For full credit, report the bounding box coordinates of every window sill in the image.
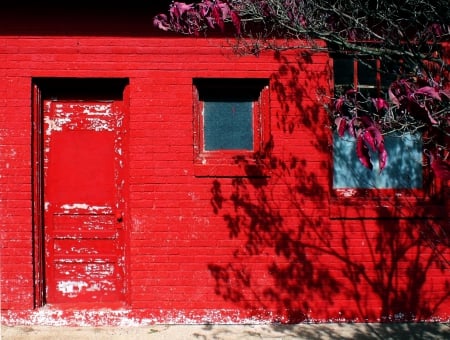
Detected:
[329,190,447,219]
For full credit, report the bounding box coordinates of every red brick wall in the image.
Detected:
[1,67,35,311]
[0,28,448,324]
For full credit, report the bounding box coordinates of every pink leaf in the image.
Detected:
[199,1,213,17]
[153,14,170,31]
[348,118,357,137]
[362,129,376,152]
[366,126,388,172]
[206,16,216,29]
[368,126,384,149]
[169,6,180,20]
[388,85,401,107]
[415,86,442,101]
[212,5,225,31]
[173,2,194,17]
[335,117,347,137]
[372,97,389,112]
[334,97,345,114]
[356,135,373,170]
[218,2,230,21]
[230,10,241,34]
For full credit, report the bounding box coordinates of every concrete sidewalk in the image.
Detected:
[2,323,450,340]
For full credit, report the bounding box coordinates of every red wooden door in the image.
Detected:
[43,100,126,305]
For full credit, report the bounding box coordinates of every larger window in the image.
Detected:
[332,56,423,190]
[330,56,444,218]
[193,78,270,176]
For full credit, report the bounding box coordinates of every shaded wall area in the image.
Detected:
[206,53,449,322]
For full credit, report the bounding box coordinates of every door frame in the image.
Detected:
[31,78,130,308]
[32,83,45,308]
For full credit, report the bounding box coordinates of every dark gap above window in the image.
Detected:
[194,78,269,101]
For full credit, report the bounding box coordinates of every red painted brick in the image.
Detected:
[0,9,448,326]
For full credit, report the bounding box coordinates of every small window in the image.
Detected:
[193,78,270,176]
[204,101,253,151]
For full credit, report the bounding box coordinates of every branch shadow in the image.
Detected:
[206,51,449,326]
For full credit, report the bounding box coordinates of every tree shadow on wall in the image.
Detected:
[206,51,449,325]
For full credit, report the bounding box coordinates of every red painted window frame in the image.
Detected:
[193,79,271,177]
[329,57,447,219]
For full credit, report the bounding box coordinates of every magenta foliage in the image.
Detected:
[335,115,387,172]
[364,126,388,172]
[153,14,170,31]
[372,98,389,112]
[333,89,388,172]
[388,78,448,126]
[153,1,448,180]
[153,1,242,35]
[334,73,449,174]
[334,116,347,137]
[230,9,241,35]
[356,133,372,170]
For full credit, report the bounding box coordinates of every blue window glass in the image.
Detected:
[333,132,423,189]
[194,78,268,154]
[204,101,253,151]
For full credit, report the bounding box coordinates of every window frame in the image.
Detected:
[330,56,445,218]
[192,78,270,177]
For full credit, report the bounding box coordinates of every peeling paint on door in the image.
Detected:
[43,100,126,306]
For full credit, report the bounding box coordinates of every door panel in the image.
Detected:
[43,100,126,305]
[47,131,116,203]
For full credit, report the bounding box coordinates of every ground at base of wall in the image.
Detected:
[2,322,450,340]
